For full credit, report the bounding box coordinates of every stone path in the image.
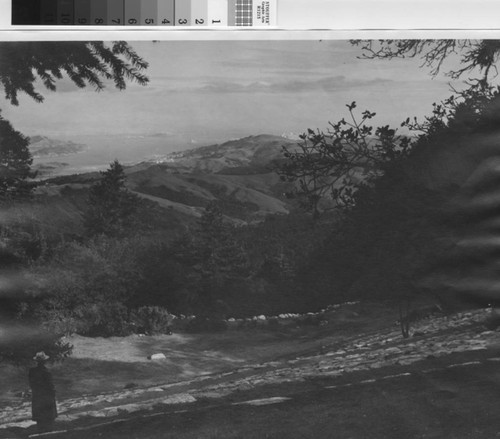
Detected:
[1,308,498,432]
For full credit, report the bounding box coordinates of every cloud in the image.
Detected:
[196,75,393,94]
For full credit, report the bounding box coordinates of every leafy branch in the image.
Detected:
[0,41,150,105]
[277,102,412,216]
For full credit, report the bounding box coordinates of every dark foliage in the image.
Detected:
[128,242,187,313]
[169,202,251,316]
[130,306,173,335]
[0,41,150,362]
[277,102,412,215]
[0,41,149,105]
[0,324,72,366]
[0,112,35,201]
[274,40,500,336]
[84,160,142,237]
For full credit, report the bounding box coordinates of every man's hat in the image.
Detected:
[33,351,50,362]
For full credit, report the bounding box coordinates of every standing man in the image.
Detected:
[29,351,57,432]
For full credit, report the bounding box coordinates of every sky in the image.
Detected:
[1,39,460,148]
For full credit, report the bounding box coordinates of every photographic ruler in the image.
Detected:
[11,0,277,27]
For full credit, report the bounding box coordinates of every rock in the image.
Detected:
[148,353,166,360]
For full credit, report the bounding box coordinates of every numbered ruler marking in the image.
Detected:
[12,0,277,26]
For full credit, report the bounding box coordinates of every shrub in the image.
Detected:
[36,308,80,336]
[130,306,173,335]
[74,302,131,337]
[0,324,72,366]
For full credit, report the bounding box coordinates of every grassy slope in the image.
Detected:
[127,168,290,219]
[0,303,390,408]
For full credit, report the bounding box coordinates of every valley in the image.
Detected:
[32,134,301,225]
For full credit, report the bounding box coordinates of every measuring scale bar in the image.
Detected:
[12,0,277,26]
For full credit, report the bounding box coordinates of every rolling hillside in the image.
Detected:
[149,134,296,175]
[38,134,299,228]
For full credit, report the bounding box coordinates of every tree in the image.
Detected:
[281,39,500,217]
[277,102,412,215]
[21,236,144,337]
[0,41,149,105]
[171,202,251,316]
[197,203,250,286]
[0,42,150,363]
[350,40,500,87]
[0,112,35,201]
[84,160,141,237]
[277,40,500,336]
[0,41,149,200]
[279,39,500,215]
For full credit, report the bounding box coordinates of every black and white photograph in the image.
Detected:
[1,38,500,438]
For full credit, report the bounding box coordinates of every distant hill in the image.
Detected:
[41,134,300,225]
[29,135,87,158]
[149,134,297,175]
[126,135,300,220]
